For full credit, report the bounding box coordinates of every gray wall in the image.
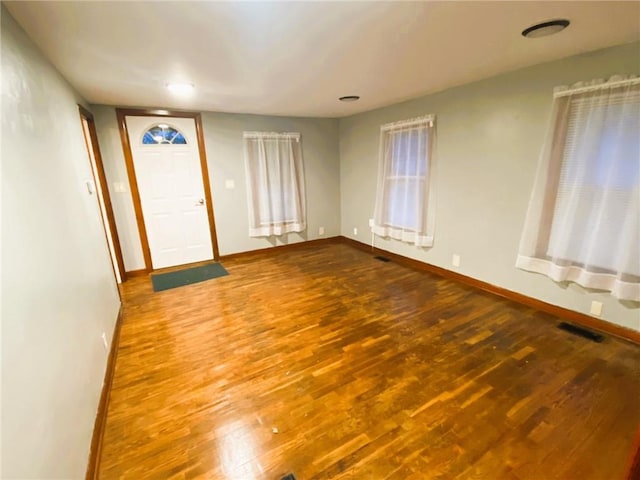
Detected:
[201,112,340,255]
[339,42,640,331]
[91,107,146,270]
[1,7,121,479]
[92,107,341,269]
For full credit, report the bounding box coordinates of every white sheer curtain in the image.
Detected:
[243,132,306,237]
[373,115,436,247]
[517,76,640,301]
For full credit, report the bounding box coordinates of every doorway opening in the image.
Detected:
[79,105,127,283]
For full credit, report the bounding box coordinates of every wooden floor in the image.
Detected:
[99,243,640,479]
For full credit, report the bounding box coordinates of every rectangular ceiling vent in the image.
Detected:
[557,322,604,343]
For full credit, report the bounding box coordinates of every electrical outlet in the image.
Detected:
[590,301,603,316]
[101,332,108,351]
[113,182,126,193]
[452,254,461,267]
[353,227,358,236]
[368,218,374,228]
[225,179,235,189]
[318,226,325,235]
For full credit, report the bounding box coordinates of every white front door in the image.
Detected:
[126,116,214,269]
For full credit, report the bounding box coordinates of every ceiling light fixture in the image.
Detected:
[522,19,570,38]
[166,82,195,95]
[339,95,360,102]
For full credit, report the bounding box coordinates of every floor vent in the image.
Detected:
[281,475,297,480]
[557,322,604,343]
[374,256,391,262]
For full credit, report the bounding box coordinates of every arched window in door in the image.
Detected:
[142,124,187,144]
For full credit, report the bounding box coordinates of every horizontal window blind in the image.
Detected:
[517,76,640,301]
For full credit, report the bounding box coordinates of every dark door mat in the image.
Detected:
[151,263,229,292]
[557,322,604,343]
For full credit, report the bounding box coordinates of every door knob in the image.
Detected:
[196,198,205,206]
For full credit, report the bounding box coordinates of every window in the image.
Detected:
[243,132,306,237]
[142,124,187,144]
[373,115,436,247]
[517,76,640,301]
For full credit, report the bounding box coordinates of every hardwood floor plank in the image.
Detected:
[99,243,640,479]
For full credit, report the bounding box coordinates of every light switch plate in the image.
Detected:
[113,182,126,193]
[225,179,235,189]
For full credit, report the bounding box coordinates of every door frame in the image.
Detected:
[79,105,127,283]
[115,108,220,272]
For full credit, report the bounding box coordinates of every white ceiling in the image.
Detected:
[5,1,640,118]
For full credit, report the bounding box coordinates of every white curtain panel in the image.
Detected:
[517,75,640,301]
[373,115,436,247]
[243,132,306,237]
